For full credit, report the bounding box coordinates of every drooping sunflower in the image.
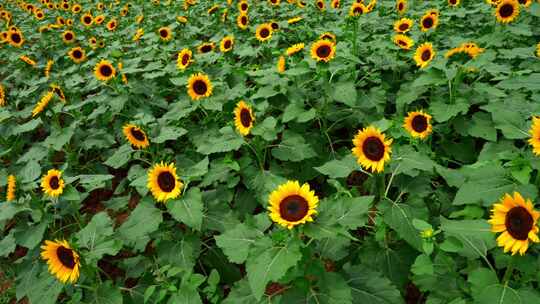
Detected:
[488,192,540,255]
[349,2,367,16]
[528,117,540,155]
[414,42,435,69]
[393,34,414,50]
[420,10,438,31]
[133,28,144,42]
[68,47,86,63]
[41,240,80,283]
[123,124,150,149]
[106,19,118,31]
[287,16,303,24]
[50,84,66,102]
[277,55,286,73]
[207,4,220,14]
[536,42,540,58]
[310,39,336,63]
[448,0,460,6]
[41,169,65,197]
[319,32,336,44]
[94,60,116,82]
[8,30,24,47]
[187,73,213,100]
[518,0,532,7]
[177,15,188,23]
[176,49,192,70]
[62,30,75,43]
[237,13,249,29]
[6,174,16,202]
[286,43,305,56]
[157,26,172,41]
[268,180,319,229]
[0,84,5,106]
[255,23,273,42]
[394,18,413,33]
[331,0,341,9]
[45,60,53,78]
[351,126,392,173]
[81,13,93,26]
[234,101,255,136]
[297,0,307,8]
[94,15,105,25]
[220,35,234,52]
[147,162,183,202]
[198,42,215,53]
[20,55,36,66]
[403,111,432,139]
[495,0,519,23]
[32,90,54,117]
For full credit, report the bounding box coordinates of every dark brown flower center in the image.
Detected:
[131,128,146,141]
[317,1,323,8]
[411,115,428,132]
[316,44,331,58]
[49,176,60,189]
[240,108,252,127]
[398,40,407,46]
[499,4,514,18]
[450,0,457,4]
[279,195,309,222]
[56,246,76,269]
[241,16,247,24]
[84,16,91,23]
[505,206,533,240]
[518,0,526,3]
[201,45,212,53]
[100,64,113,77]
[224,40,231,49]
[421,49,431,61]
[399,23,409,31]
[64,32,73,40]
[62,3,68,9]
[193,80,207,95]
[157,171,175,192]
[73,50,82,59]
[160,29,168,37]
[10,32,21,43]
[398,2,403,10]
[422,16,434,29]
[241,3,247,10]
[362,136,385,161]
[181,54,189,65]
[353,6,363,14]
[259,28,270,38]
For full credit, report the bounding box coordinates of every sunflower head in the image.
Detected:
[68,47,86,63]
[234,100,255,136]
[420,11,438,32]
[41,169,65,197]
[81,13,93,26]
[220,36,234,52]
[351,126,392,173]
[255,23,273,42]
[268,181,319,229]
[94,15,105,24]
[414,42,436,69]
[238,1,249,12]
[94,60,117,82]
[107,19,118,31]
[319,32,336,44]
[349,3,367,16]
[41,240,80,283]
[495,0,519,24]
[488,192,540,255]
[176,48,193,70]
[310,39,336,63]
[187,73,213,100]
[277,55,286,73]
[157,26,172,41]
[528,116,540,155]
[8,32,22,48]
[448,0,460,6]
[393,34,414,50]
[6,174,16,202]
[147,162,183,202]
[123,124,150,149]
[404,111,432,139]
[316,0,325,10]
[198,42,215,53]
[286,43,305,56]
[394,18,413,33]
[62,30,75,43]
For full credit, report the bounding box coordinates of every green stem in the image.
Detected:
[502,258,514,285]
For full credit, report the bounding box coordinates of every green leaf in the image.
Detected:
[475,285,520,304]
[43,123,76,151]
[195,126,244,155]
[381,202,423,252]
[345,267,403,304]
[75,174,114,191]
[92,281,123,304]
[332,81,357,107]
[11,118,42,135]
[157,236,200,271]
[118,198,163,247]
[271,130,316,162]
[26,270,64,304]
[0,231,16,257]
[430,101,468,123]
[411,254,434,276]
[14,219,49,250]
[440,217,495,259]
[153,126,188,143]
[20,160,41,183]
[246,238,302,301]
[167,187,204,231]
[394,147,436,177]
[251,117,278,141]
[314,155,358,179]
[75,212,122,262]
[215,223,264,264]
[468,268,498,298]
[104,145,132,169]
[497,73,540,91]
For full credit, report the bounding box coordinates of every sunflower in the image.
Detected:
[94,60,116,82]
[41,240,80,283]
[8,30,24,47]
[286,43,305,56]
[349,3,367,16]
[319,32,336,44]
[277,55,286,73]
[50,84,66,102]
[62,30,75,43]
[147,162,183,202]
[20,55,36,66]
[268,180,319,229]
[41,169,65,197]
[488,192,540,255]
[45,60,53,78]
[6,174,16,202]
[207,4,220,14]
[157,26,172,41]
[97,2,104,10]
[316,0,325,10]
[518,0,532,7]
[66,19,74,27]
[81,13,93,26]
[106,19,118,31]
[255,23,273,42]
[310,39,336,63]
[133,28,144,41]
[537,42,540,58]
[351,126,392,173]
[414,42,435,69]
[0,84,5,106]
[176,48,192,70]
[495,0,519,23]
[331,0,340,9]
[238,1,249,13]
[268,0,280,5]
[123,124,150,149]
[220,36,234,52]
[448,0,460,6]
[34,10,45,20]
[420,10,438,31]
[177,15,188,23]
[71,4,81,13]
[198,42,215,53]
[287,16,303,24]
[68,47,86,63]
[234,101,255,136]
[237,13,249,29]
[187,73,213,100]
[297,0,307,8]
[89,37,98,48]
[62,2,70,10]
[528,117,540,155]
[393,34,414,50]
[394,18,413,33]
[94,15,105,24]
[403,111,432,139]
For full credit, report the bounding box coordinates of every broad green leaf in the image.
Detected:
[345,267,403,304]
[153,126,188,143]
[195,126,244,155]
[118,198,163,247]
[315,155,358,178]
[332,81,357,107]
[215,223,264,264]
[104,145,132,169]
[440,217,495,259]
[271,130,316,162]
[167,187,204,231]
[468,268,498,298]
[381,202,423,252]
[475,285,520,304]
[0,231,16,257]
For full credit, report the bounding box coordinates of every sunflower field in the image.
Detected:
[1,0,540,303]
